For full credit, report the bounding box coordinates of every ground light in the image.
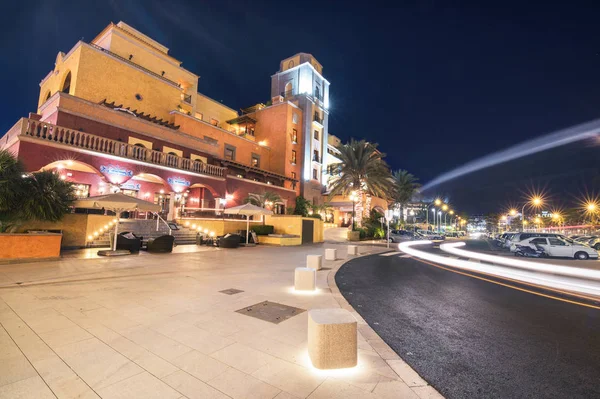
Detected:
[300,351,361,377]
[287,286,320,296]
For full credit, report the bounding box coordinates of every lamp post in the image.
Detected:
[437,210,442,233]
[430,208,436,231]
[522,196,543,232]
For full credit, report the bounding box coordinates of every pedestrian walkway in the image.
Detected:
[0,243,442,398]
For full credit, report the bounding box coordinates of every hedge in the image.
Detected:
[251,225,275,235]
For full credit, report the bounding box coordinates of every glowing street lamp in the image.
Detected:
[522,196,544,232]
[435,199,442,206]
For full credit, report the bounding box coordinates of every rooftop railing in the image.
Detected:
[17,118,226,178]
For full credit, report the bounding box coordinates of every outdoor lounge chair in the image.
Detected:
[217,233,241,248]
[116,232,142,254]
[145,235,175,253]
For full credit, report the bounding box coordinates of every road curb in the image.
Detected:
[326,248,445,399]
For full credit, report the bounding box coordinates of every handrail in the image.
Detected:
[18,118,226,178]
[154,213,172,235]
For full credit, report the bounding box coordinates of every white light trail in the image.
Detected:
[439,242,600,282]
[398,241,600,298]
[421,118,600,191]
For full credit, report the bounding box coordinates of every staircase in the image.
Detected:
[117,219,198,245]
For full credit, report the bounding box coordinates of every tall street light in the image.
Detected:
[586,202,598,226]
[522,196,543,232]
[430,208,436,231]
[437,210,442,233]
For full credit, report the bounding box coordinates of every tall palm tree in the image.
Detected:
[328,139,393,227]
[392,169,420,222]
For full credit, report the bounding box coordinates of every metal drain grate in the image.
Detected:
[220,288,244,295]
[235,301,305,324]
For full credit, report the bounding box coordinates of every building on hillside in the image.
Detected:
[1,21,334,221]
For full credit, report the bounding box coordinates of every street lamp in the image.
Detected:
[586,202,598,225]
[435,198,442,206]
[437,210,442,233]
[522,196,543,232]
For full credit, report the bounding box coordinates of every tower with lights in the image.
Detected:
[270,53,330,203]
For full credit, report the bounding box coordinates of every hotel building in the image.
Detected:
[1,22,333,220]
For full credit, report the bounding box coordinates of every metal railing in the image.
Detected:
[18,118,226,178]
[154,213,172,235]
[178,207,254,220]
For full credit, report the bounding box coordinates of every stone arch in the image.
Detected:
[284,81,293,95]
[61,71,72,94]
[39,159,103,176]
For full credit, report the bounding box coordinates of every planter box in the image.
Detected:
[347,231,360,241]
[0,233,62,261]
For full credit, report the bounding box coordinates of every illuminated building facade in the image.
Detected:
[1,22,334,219]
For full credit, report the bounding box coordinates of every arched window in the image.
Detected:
[61,71,72,94]
[134,143,146,148]
[284,82,293,96]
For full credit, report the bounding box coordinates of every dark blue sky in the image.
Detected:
[2,1,600,213]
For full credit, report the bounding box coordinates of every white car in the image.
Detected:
[523,237,598,260]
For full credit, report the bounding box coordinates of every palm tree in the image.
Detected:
[328,139,393,227]
[0,150,74,232]
[244,191,282,209]
[392,170,420,222]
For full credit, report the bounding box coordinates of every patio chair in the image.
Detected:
[116,232,142,254]
[217,234,241,248]
[145,235,175,253]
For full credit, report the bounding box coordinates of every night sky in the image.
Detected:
[2,1,600,214]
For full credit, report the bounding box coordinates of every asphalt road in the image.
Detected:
[336,241,600,399]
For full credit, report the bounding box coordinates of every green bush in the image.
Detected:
[307,213,322,220]
[358,228,367,239]
[251,225,274,235]
[373,227,385,239]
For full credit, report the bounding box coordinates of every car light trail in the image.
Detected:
[420,118,600,191]
[439,242,600,281]
[398,241,600,298]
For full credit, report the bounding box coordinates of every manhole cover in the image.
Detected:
[220,288,244,295]
[235,301,305,324]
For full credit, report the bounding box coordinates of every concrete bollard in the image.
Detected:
[295,267,316,291]
[325,248,337,261]
[347,245,358,256]
[307,255,322,271]
[308,308,357,369]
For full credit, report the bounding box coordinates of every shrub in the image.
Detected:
[293,196,310,216]
[373,227,385,239]
[307,213,322,220]
[252,225,274,235]
[358,228,367,239]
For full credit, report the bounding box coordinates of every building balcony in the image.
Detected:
[10,118,226,178]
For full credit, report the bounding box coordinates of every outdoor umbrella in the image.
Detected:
[73,193,161,251]
[223,203,273,245]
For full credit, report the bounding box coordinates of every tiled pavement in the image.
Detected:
[0,242,443,398]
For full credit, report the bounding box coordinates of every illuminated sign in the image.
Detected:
[120,182,141,191]
[167,177,191,187]
[100,165,133,177]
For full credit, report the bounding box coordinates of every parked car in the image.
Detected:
[416,230,446,241]
[521,237,598,260]
[587,237,600,250]
[388,230,416,243]
[508,232,566,252]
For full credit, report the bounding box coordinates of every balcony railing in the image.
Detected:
[16,118,226,178]
[281,90,294,99]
